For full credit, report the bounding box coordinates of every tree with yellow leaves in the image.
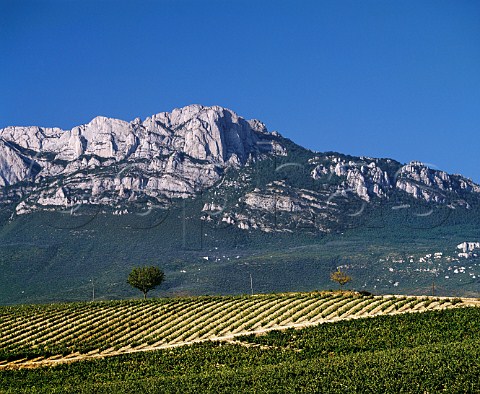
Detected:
[330,269,352,289]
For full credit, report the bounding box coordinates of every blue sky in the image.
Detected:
[1,0,479,182]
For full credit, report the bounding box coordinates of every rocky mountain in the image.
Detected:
[1,104,479,232]
[0,105,283,214]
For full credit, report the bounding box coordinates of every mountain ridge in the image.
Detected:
[0,105,283,216]
[1,104,479,227]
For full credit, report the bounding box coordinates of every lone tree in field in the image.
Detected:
[127,266,165,299]
[330,269,352,289]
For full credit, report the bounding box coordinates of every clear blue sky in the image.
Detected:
[1,0,479,182]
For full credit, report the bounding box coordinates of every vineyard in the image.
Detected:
[0,291,470,368]
[1,306,479,393]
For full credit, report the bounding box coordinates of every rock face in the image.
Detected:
[0,105,280,213]
[394,161,480,203]
[1,105,272,165]
[311,156,392,201]
[225,181,339,233]
[311,156,479,204]
[0,139,38,187]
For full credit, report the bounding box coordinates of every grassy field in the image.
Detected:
[0,303,479,393]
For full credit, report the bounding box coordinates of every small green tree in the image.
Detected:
[330,269,352,289]
[127,266,165,299]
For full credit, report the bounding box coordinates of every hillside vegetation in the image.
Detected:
[1,202,479,305]
[0,291,469,368]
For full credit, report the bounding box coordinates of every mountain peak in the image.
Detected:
[0,105,282,213]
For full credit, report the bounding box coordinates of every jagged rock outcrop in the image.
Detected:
[202,180,342,233]
[311,156,394,201]
[311,156,479,204]
[2,105,274,165]
[0,139,38,187]
[395,161,480,203]
[0,105,280,214]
